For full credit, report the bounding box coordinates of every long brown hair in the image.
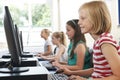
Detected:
[67,19,86,58]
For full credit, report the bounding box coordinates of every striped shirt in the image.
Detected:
[92,32,120,78]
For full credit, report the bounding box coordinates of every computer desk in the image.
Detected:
[0,53,51,80]
[0,57,39,67]
[0,66,49,80]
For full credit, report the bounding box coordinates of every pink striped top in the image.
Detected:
[92,32,120,78]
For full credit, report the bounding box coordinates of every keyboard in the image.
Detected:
[37,57,46,61]
[48,73,69,80]
[42,61,57,71]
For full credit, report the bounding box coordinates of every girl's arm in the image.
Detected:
[66,43,120,80]
[40,55,55,60]
[65,43,86,70]
[64,68,93,77]
[75,43,120,80]
[95,43,120,80]
[57,43,86,70]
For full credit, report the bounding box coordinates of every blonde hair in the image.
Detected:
[79,1,111,35]
[42,29,51,37]
[52,32,66,46]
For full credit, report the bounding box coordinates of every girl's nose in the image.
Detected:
[78,20,81,26]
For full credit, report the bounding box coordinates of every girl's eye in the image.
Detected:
[81,17,85,20]
[80,16,86,20]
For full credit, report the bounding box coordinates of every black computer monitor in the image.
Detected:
[14,25,31,58]
[2,25,32,58]
[0,6,29,73]
[14,24,23,56]
[19,31,24,53]
[19,31,30,53]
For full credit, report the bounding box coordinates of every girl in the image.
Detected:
[41,31,68,63]
[52,19,92,71]
[37,29,52,56]
[69,1,120,80]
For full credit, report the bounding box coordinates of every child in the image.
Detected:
[69,1,120,80]
[37,29,52,56]
[41,31,68,63]
[52,19,92,71]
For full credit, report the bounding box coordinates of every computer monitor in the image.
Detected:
[19,31,30,53]
[14,24,23,56]
[19,31,24,53]
[0,6,29,73]
[2,25,32,58]
[14,25,32,58]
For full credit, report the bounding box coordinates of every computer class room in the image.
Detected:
[0,0,120,80]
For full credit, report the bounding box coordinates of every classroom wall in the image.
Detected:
[0,0,120,49]
[57,0,120,48]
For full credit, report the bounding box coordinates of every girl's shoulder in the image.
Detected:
[77,40,85,46]
[78,40,85,43]
[59,44,66,49]
[45,39,52,45]
[76,40,86,50]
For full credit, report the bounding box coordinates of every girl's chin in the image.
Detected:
[81,30,88,34]
[81,32,88,34]
[81,31,85,34]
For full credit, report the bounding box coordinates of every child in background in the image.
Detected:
[41,31,68,63]
[69,1,120,80]
[52,19,92,72]
[37,29,52,56]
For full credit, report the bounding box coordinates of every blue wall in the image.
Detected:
[118,0,120,24]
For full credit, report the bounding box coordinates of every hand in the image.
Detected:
[63,68,71,75]
[52,61,63,69]
[49,59,55,63]
[36,53,42,57]
[40,55,46,58]
[68,75,86,80]
[55,69,64,74]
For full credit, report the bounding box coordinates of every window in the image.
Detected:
[0,0,52,52]
[0,0,52,27]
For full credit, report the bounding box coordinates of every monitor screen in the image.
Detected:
[0,6,29,73]
[14,24,23,56]
[3,6,21,66]
[19,31,24,52]
[19,31,30,54]
[14,25,30,57]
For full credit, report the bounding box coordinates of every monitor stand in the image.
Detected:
[2,54,33,58]
[0,66,48,80]
[0,61,29,73]
[0,67,29,73]
[23,51,30,54]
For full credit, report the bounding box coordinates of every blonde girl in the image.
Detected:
[69,1,120,80]
[41,31,68,63]
[37,29,52,56]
